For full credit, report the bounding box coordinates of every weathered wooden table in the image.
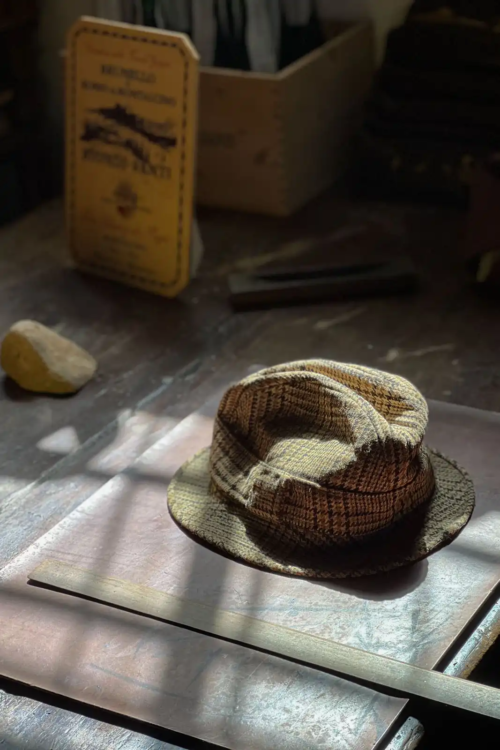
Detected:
[1,193,499,750]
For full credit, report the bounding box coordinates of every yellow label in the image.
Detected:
[66,17,199,297]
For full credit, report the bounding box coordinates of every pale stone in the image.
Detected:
[1,320,97,394]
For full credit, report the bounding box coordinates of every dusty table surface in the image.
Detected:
[0,193,499,750]
[2,397,500,750]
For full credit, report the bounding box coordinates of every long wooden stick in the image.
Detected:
[29,559,500,722]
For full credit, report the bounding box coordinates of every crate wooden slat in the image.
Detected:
[196,22,375,216]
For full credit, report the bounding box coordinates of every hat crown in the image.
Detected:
[210,360,435,546]
[169,359,475,577]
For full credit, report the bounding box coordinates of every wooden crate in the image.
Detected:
[197,22,375,216]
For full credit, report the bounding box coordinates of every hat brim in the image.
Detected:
[167,448,475,578]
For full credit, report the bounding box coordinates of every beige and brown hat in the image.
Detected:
[168,360,475,578]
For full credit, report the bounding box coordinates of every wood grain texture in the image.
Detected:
[281,23,375,214]
[27,560,500,723]
[0,396,406,750]
[197,68,285,215]
[197,23,375,216]
[1,398,500,750]
[385,718,425,750]
[1,193,500,749]
[0,690,182,750]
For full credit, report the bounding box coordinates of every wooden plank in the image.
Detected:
[443,597,500,680]
[385,718,424,750]
[197,68,285,215]
[29,559,500,723]
[0,688,182,750]
[0,396,497,750]
[281,22,375,214]
[196,23,374,216]
[3,193,500,749]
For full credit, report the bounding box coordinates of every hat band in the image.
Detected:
[209,420,436,547]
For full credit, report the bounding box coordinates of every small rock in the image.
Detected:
[1,320,97,394]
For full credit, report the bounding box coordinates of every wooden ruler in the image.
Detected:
[29,559,500,722]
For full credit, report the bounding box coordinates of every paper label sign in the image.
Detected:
[66,17,199,297]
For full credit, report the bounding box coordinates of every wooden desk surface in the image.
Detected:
[0,193,499,750]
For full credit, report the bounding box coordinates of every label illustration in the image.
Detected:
[66,17,199,296]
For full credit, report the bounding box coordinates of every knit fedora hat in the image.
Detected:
[168,360,475,578]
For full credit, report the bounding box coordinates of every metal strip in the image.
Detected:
[29,559,500,722]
